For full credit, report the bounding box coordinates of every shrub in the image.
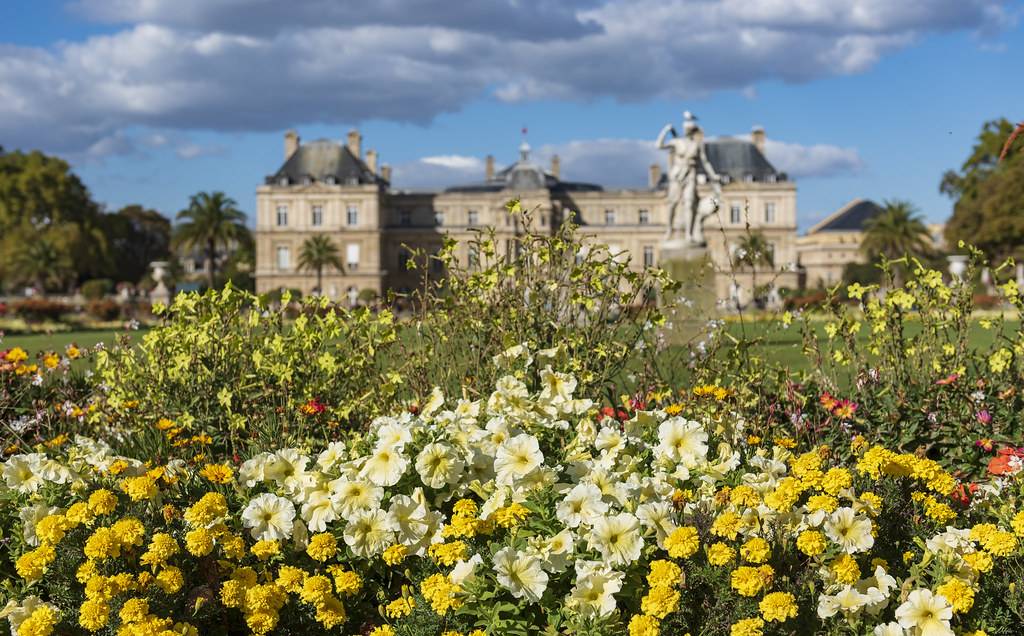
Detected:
[79,278,113,300]
[85,298,121,321]
[11,298,71,322]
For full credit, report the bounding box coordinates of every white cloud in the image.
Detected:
[0,0,1011,153]
[763,139,863,178]
[391,155,496,190]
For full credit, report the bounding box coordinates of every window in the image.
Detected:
[276,246,290,270]
[346,243,360,271]
[638,209,650,225]
[347,205,359,226]
[399,210,411,226]
[435,210,445,226]
[398,248,412,270]
[643,245,655,268]
[302,175,312,185]
[311,205,323,227]
[276,205,288,227]
[604,209,616,226]
[467,210,478,226]
[765,202,776,223]
[278,176,289,186]
[730,203,741,224]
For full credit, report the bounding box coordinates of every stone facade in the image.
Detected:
[255,127,799,306]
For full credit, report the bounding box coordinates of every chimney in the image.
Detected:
[751,126,766,153]
[550,154,560,179]
[347,128,362,158]
[485,154,495,180]
[648,163,662,188]
[366,149,378,173]
[380,164,392,182]
[284,130,299,160]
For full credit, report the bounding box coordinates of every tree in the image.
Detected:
[943,118,1024,261]
[298,235,343,294]
[173,192,250,289]
[5,231,75,294]
[103,205,172,284]
[732,231,775,307]
[860,199,932,286]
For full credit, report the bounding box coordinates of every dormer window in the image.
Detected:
[346,177,359,185]
[766,174,778,184]
[744,174,754,183]
[325,175,338,185]
[278,176,289,186]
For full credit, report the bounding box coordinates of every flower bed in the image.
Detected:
[2,358,1023,636]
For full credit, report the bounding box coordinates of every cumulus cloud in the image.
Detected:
[390,155,495,190]
[763,139,863,178]
[0,0,1011,153]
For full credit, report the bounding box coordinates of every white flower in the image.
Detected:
[343,508,394,558]
[300,489,340,533]
[533,529,575,572]
[587,513,644,566]
[449,554,484,586]
[556,483,608,529]
[895,589,954,636]
[817,586,870,618]
[568,561,623,618]
[873,622,906,636]
[421,387,445,418]
[317,442,348,471]
[386,492,431,545]
[493,547,549,602]
[0,595,57,635]
[329,478,384,517]
[2,454,46,494]
[265,449,313,494]
[373,418,413,451]
[239,452,275,487]
[241,493,296,541]
[636,501,677,547]
[20,502,60,546]
[539,366,576,403]
[494,434,544,486]
[361,446,409,487]
[415,442,464,489]
[656,418,708,466]
[825,507,874,553]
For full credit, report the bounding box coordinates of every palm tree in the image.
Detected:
[173,192,250,289]
[6,233,75,294]
[860,200,931,286]
[298,235,343,294]
[732,232,775,307]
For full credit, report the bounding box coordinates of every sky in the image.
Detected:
[1,0,1022,231]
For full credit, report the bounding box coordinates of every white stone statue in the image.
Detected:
[657,111,722,246]
[150,260,171,305]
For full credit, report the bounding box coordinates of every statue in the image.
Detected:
[656,111,722,246]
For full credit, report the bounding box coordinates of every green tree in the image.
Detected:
[103,205,172,284]
[860,199,932,286]
[5,230,75,293]
[172,192,250,289]
[298,235,344,294]
[732,231,775,306]
[943,118,1024,261]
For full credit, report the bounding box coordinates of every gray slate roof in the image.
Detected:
[445,161,603,194]
[810,199,884,233]
[267,140,385,186]
[653,137,785,188]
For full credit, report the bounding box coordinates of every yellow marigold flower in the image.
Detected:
[252,539,280,561]
[729,485,761,509]
[35,514,70,545]
[982,530,1017,557]
[314,596,347,628]
[858,492,882,515]
[831,554,860,585]
[382,543,408,566]
[664,404,683,416]
[84,527,121,560]
[641,585,680,619]
[730,617,765,636]
[155,566,184,593]
[79,598,110,631]
[429,540,468,566]
[17,605,58,636]
[628,614,660,636]
[199,463,234,484]
[120,475,158,501]
[647,560,682,588]
[707,542,736,566]
[384,596,416,618]
[820,468,852,495]
[221,534,247,560]
[5,347,28,363]
[759,592,797,622]
[421,573,463,615]
[902,550,916,564]
[66,502,94,526]
[665,526,700,559]
[763,477,803,511]
[185,528,214,556]
[183,492,228,528]
[276,565,306,593]
[111,517,145,547]
[77,559,99,584]
[1012,511,1024,537]
[806,495,838,514]
[739,537,771,564]
[493,503,530,528]
[88,489,118,516]
[299,575,334,605]
[711,512,741,540]
[453,498,479,516]
[42,352,60,369]
[328,566,363,596]
[773,437,797,449]
[119,598,149,624]
[369,627,396,636]
[307,533,337,562]
[730,566,769,597]
[936,578,975,614]
[16,545,56,581]
[140,532,180,569]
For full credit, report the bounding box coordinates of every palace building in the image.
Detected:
[254,127,799,305]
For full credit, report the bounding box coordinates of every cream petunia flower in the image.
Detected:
[361,446,409,487]
[415,442,464,489]
[493,547,549,602]
[894,589,953,636]
[825,507,875,553]
[587,512,644,566]
[494,434,544,486]
[343,508,394,558]
[656,418,708,467]
[556,483,608,529]
[241,493,296,541]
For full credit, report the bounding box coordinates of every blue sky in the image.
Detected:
[1,0,1021,230]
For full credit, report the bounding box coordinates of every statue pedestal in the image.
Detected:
[660,242,717,346]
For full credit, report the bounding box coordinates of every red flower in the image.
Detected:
[299,399,326,416]
[974,438,994,453]
[819,392,838,411]
[832,399,858,419]
[935,374,959,386]
[950,482,978,507]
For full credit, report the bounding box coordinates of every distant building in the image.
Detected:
[255,126,799,305]
[797,198,945,288]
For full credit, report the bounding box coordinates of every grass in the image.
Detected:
[1,327,146,354]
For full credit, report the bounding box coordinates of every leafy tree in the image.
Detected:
[860,199,932,286]
[732,231,774,306]
[172,192,250,289]
[298,235,344,293]
[5,230,75,293]
[103,205,172,284]
[943,118,1024,261]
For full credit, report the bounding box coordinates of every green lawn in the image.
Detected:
[1,328,145,354]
